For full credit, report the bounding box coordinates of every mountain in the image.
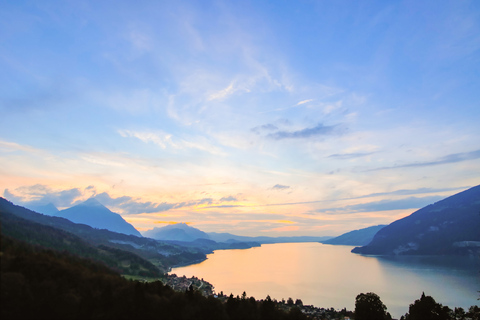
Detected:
[57,198,142,237]
[0,197,207,272]
[208,232,332,244]
[321,225,386,246]
[26,202,59,216]
[143,223,210,241]
[352,185,480,255]
[0,201,161,277]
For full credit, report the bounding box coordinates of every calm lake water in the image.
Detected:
[171,242,479,318]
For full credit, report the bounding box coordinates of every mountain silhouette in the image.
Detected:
[352,185,480,255]
[143,223,210,242]
[26,202,59,216]
[56,198,142,237]
[322,225,386,246]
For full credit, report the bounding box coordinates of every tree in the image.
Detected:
[404,292,452,320]
[287,297,294,306]
[355,292,392,320]
[467,305,480,320]
[261,295,277,320]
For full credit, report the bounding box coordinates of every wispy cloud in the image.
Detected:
[118,129,225,155]
[0,140,47,156]
[267,123,339,140]
[95,192,217,214]
[355,186,469,198]
[251,124,278,134]
[4,185,245,215]
[317,196,444,214]
[4,185,86,208]
[251,186,469,208]
[328,152,376,160]
[296,99,313,106]
[272,184,290,190]
[369,149,480,171]
[208,82,237,101]
[220,195,238,202]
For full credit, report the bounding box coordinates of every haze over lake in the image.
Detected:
[171,243,480,318]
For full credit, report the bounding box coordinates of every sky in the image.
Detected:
[1,0,479,237]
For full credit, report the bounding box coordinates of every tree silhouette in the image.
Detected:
[404,292,452,320]
[355,292,392,320]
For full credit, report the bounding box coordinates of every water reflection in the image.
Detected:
[171,242,479,318]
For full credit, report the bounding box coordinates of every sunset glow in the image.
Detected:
[1,0,479,237]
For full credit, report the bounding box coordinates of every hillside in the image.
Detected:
[352,185,480,255]
[0,197,206,272]
[322,225,386,246]
[56,198,142,237]
[1,233,316,320]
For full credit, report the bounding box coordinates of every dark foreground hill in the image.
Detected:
[0,197,206,273]
[1,234,312,320]
[352,185,480,255]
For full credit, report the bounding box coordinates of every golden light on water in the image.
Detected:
[171,243,479,318]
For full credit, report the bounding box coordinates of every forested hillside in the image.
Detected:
[0,197,206,273]
[352,185,480,255]
[1,234,312,320]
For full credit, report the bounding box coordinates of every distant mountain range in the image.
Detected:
[28,198,142,237]
[321,225,386,246]
[352,185,480,255]
[143,223,332,244]
[208,232,332,244]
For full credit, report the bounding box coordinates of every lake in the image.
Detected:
[171,242,480,318]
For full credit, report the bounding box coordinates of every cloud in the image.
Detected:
[3,185,223,214]
[295,99,313,106]
[118,129,225,155]
[4,185,85,207]
[370,149,480,171]
[251,124,278,134]
[0,140,42,154]
[272,184,290,190]
[207,82,236,101]
[267,225,300,232]
[251,186,469,208]
[328,152,376,160]
[318,196,444,214]
[118,129,172,149]
[356,186,469,198]
[204,204,244,209]
[95,192,218,214]
[220,196,238,202]
[267,123,339,140]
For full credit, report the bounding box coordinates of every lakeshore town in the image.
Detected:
[160,273,356,320]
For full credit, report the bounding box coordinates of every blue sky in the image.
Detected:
[1,0,479,236]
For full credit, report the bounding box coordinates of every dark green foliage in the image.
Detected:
[0,209,161,277]
[467,305,480,320]
[0,197,207,273]
[403,293,452,320]
[400,294,480,320]
[355,292,392,320]
[1,235,310,320]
